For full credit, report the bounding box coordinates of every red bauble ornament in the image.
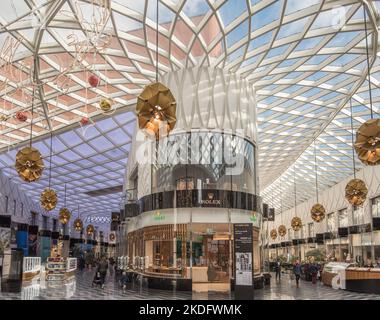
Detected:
[80,117,89,125]
[16,111,27,122]
[88,75,99,87]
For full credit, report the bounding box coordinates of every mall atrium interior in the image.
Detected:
[1,0,380,301]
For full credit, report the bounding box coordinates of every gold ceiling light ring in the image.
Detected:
[136,82,177,139]
[354,119,380,166]
[15,147,44,182]
[73,218,83,232]
[59,207,71,225]
[278,225,286,237]
[310,203,326,223]
[270,229,277,240]
[345,178,368,206]
[291,216,302,232]
[40,188,58,211]
[86,224,95,236]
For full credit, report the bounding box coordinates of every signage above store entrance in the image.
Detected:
[199,193,221,206]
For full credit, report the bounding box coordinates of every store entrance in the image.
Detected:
[191,223,231,293]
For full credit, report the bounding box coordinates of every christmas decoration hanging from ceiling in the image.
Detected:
[354,5,380,166]
[310,141,326,223]
[15,73,44,182]
[40,133,58,211]
[58,184,71,225]
[136,0,176,140]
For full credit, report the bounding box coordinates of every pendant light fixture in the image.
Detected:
[291,164,302,232]
[310,141,326,222]
[86,224,95,236]
[73,204,83,232]
[354,4,380,165]
[278,176,287,237]
[136,0,176,140]
[346,98,368,206]
[59,183,71,225]
[270,185,277,240]
[15,82,44,182]
[40,132,58,211]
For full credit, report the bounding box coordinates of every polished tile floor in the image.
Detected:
[0,270,379,300]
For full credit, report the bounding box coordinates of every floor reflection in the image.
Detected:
[1,270,380,300]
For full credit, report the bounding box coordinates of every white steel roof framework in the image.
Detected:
[0,0,379,225]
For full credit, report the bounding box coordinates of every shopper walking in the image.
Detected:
[97,256,109,289]
[275,259,282,281]
[310,263,318,284]
[293,260,302,288]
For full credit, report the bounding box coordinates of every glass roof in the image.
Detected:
[0,0,379,224]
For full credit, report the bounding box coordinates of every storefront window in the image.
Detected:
[352,206,364,225]
[327,213,335,232]
[191,223,230,283]
[308,223,314,237]
[372,197,380,218]
[152,131,256,194]
[338,208,348,227]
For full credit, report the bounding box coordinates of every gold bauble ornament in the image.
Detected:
[136,82,176,139]
[15,147,44,182]
[59,207,71,225]
[291,217,302,231]
[0,114,9,121]
[354,119,380,166]
[86,224,95,235]
[278,225,287,237]
[270,229,278,240]
[345,178,368,206]
[40,188,58,211]
[311,203,326,223]
[73,218,83,232]
[100,99,112,112]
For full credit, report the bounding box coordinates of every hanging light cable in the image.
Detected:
[40,132,58,211]
[15,80,44,182]
[354,4,380,166]
[346,98,368,205]
[311,141,326,222]
[278,176,286,237]
[291,164,302,231]
[136,0,177,140]
[364,4,373,118]
[59,183,71,225]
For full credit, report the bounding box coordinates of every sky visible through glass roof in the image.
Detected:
[0,0,379,226]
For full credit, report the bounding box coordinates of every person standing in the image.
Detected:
[275,259,282,281]
[97,256,109,289]
[310,263,318,284]
[293,260,302,288]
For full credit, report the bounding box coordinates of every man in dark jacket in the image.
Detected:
[97,256,109,288]
[274,259,281,281]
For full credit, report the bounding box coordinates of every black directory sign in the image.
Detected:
[233,223,253,300]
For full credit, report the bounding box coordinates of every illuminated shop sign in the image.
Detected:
[153,212,165,221]
[199,193,221,206]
